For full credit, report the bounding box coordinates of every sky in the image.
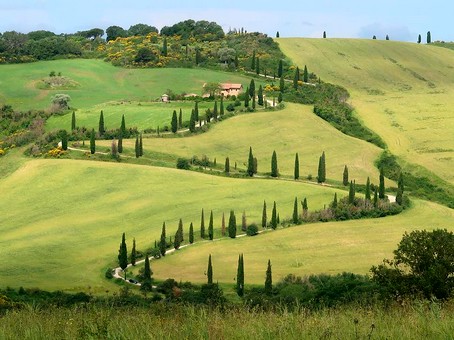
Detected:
[0,0,452,42]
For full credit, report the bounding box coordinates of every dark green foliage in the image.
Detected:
[242,211,247,232]
[257,85,263,106]
[106,25,127,41]
[228,210,237,238]
[398,172,405,194]
[61,129,68,150]
[386,35,390,40]
[221,212,226,236]
[141,255,153,292]
[171,110,178,133]
[246,223,259,236]
[135,136,139,158]
[379,168,385,199]
[249,79,255,98]
[71,111,76,131]
[252,93,256,110]
[200,209,205,239]
[98,110,105,135]
[247,146,254,177]
[160,222,166,257]
[323,31,326,38]
[292,197,298,224]
[208,211,214,240]
[174,229,181,250]
[332,193,338,209]
[303,65,308,83]
[302,198,308,219]
[371,229,454,299]
[194,101,199,121]
[373,35,377,39]
[279,76,285,93]
[162,37,168,56]
[276,31,280,38]
[118,131,123,153]
[278,60,283,77]
[220,97,224,116]
[134,47,156,63]
[244,87,250,107]
[343,165,348,186]
[271,150,278,177]
[189,109,196,132]
[270,201,277,229]
[255,57,260,75]
[118,232,128,278]
[111,139,118,158]
[293,66,300,89]
[265,259,272,295]
[427,31,431,44]
[262,201,267,229]
[237,254,244,297]
[130,238,137,266]
[176,158,190,170]
[418,34,421,44]
[278,92,283,103]
[207,254,213,284]
[348,181,355,204]
[178,218,184,243]
[396,187,403,205]
[189,222,194,244]
[139,133,143,156]
[120,114,126,137]
[365,177,371,201]
[195,49,201,65]
[373,188,378,208]
[251,50,256,70]
[317,151,326,183]
[224,157,230,173]
[253,157,258,174]
[178,108,183,128]
[89,129,95,154]
[294,153,299,180]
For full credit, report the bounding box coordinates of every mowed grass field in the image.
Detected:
[277,38,454,185]
[105,103,383,183]
[151,199,454,284]
[0,59,263,111]
[0,156,343,291]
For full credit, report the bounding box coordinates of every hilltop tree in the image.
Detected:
[220,97,224,116]
[262,201,267,229]
[178,108,183,128]
[317,151,326,183]
[427,31,431,44]
[242,211,247,232]
[251,50,256,70]
[292,197,298,224]
[61,130,68,150]
[294,153,300,180]
[379,168,385,199]
[135,136,140,158]
[120,114,126,137]
[247,146,254,176]
[303,65,308,83]
[265,259,272,294]
[160,222,166,257]
[130,238,137,266]
[373,35,377,40]
[270,201,277,229]
[71,111,76,131]
[228,210,237,238]
[323,31,326,38]
[236,254,244,297]
[279,75,285,92]
[118,232,128,279]
[106,25,126,41]
[271,150,278,177]
[141,254,153,291]
[365,177,371,201]
[162,37,168,56]
[386,35,390,40]
[208,210,214,240]
[207,254,213,284]
[348,180,356,204]
[293,66,300,89]
[257,85,264,106]
[139,133,143,156]
[90,129,96,154]
[189,222,194,244]
[276,31,280,38]
[171,110,178,133]
[200,209,205,239]
[343,165,349,186]
[118,131,123,153]
[278,60,283,78]
[221,212,226,236]
[98,110,105,135]
[225,157,230,174]
[418,34,421,44]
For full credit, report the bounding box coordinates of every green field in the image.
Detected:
[98,103,383,183]
[0,156,344,291]
[277,38,454,185]
[0,59,263,111]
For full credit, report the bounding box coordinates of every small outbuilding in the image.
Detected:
[161,94,169,102]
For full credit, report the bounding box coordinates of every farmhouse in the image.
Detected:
[220,83,243,97]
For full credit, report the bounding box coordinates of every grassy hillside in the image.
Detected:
[277,38,454,186]
[0,156,342,291]
[0,59,262,111]
[100,103,383,183]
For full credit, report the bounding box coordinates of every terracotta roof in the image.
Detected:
[220,83,242,90]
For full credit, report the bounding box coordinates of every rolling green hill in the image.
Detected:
[277,38,454,186]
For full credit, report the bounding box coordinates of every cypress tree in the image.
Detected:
[279,75,285,92]
[386,35,390,40]
[418,34,421,44]
[120,114,126,137]
[242,211,247,232]
[135,135,139,158]
[178,108,183,128]
[278,60,283,78]
[207,254,213,284]
[221,212,226,236]
[61,130,68,150]
[194,101,199,121]
[257,85,264,106]
[332,192,338,209]
[293,152,300,180]
[174,229,181,250]
[292,197,298,224]
[160,222,166,256]
[195,49,201,65]
[278,92,283,103]
[139,133,143,156]
[178,218,184,243]
[343,165,349,186]
[265,259,272,295]
[373,35,377,40]
[252,93,256,110]
[118,131,123,153]
[323,31,326,38]
[236,254,244,297]
[293,66,300,89]
[247,146,254,176]
[200,209,205,239]
[162,37,168,56]
[253,157,258,174]
[303,65,308,83]
[276,31,280,38]
[271,150,278,177]
[130,238,137,266]
[398,172,405,193]
[270,201,277,229]
[302,198,308,219]
[228,210,237,238]
[427,31,431,44]
[249,79,255,98]
[244,86,250,107]
[220,96,224,116]
[118,232,128,279]
[379,168,385,199]
[99,110,105,135]
[142,254,152,290]
[373,188,378,208]
[262,200,267,229]
[348,180,355,204]
[225,157,230,173]
[365,177,371,201]
[317,151,326,183]
[277,213,280,224]
[251,50,256,70]
[396,187,403,205]
[71,111,76,131]
[171,110,178,133]
[234,54,239,68]
[208,210,214,240]
[90,129,96,154]
[189,222,194,244]
[213,101,218,121]
[189,109,196,132]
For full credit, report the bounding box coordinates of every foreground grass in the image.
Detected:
[1,301,454,339]
[278,38,454,186]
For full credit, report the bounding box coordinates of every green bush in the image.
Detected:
[246,223,259,236]
[176,158,190,170]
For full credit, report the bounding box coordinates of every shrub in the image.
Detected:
[246,223,259,236]
[176,158,190,170]
[105,268,113,279]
